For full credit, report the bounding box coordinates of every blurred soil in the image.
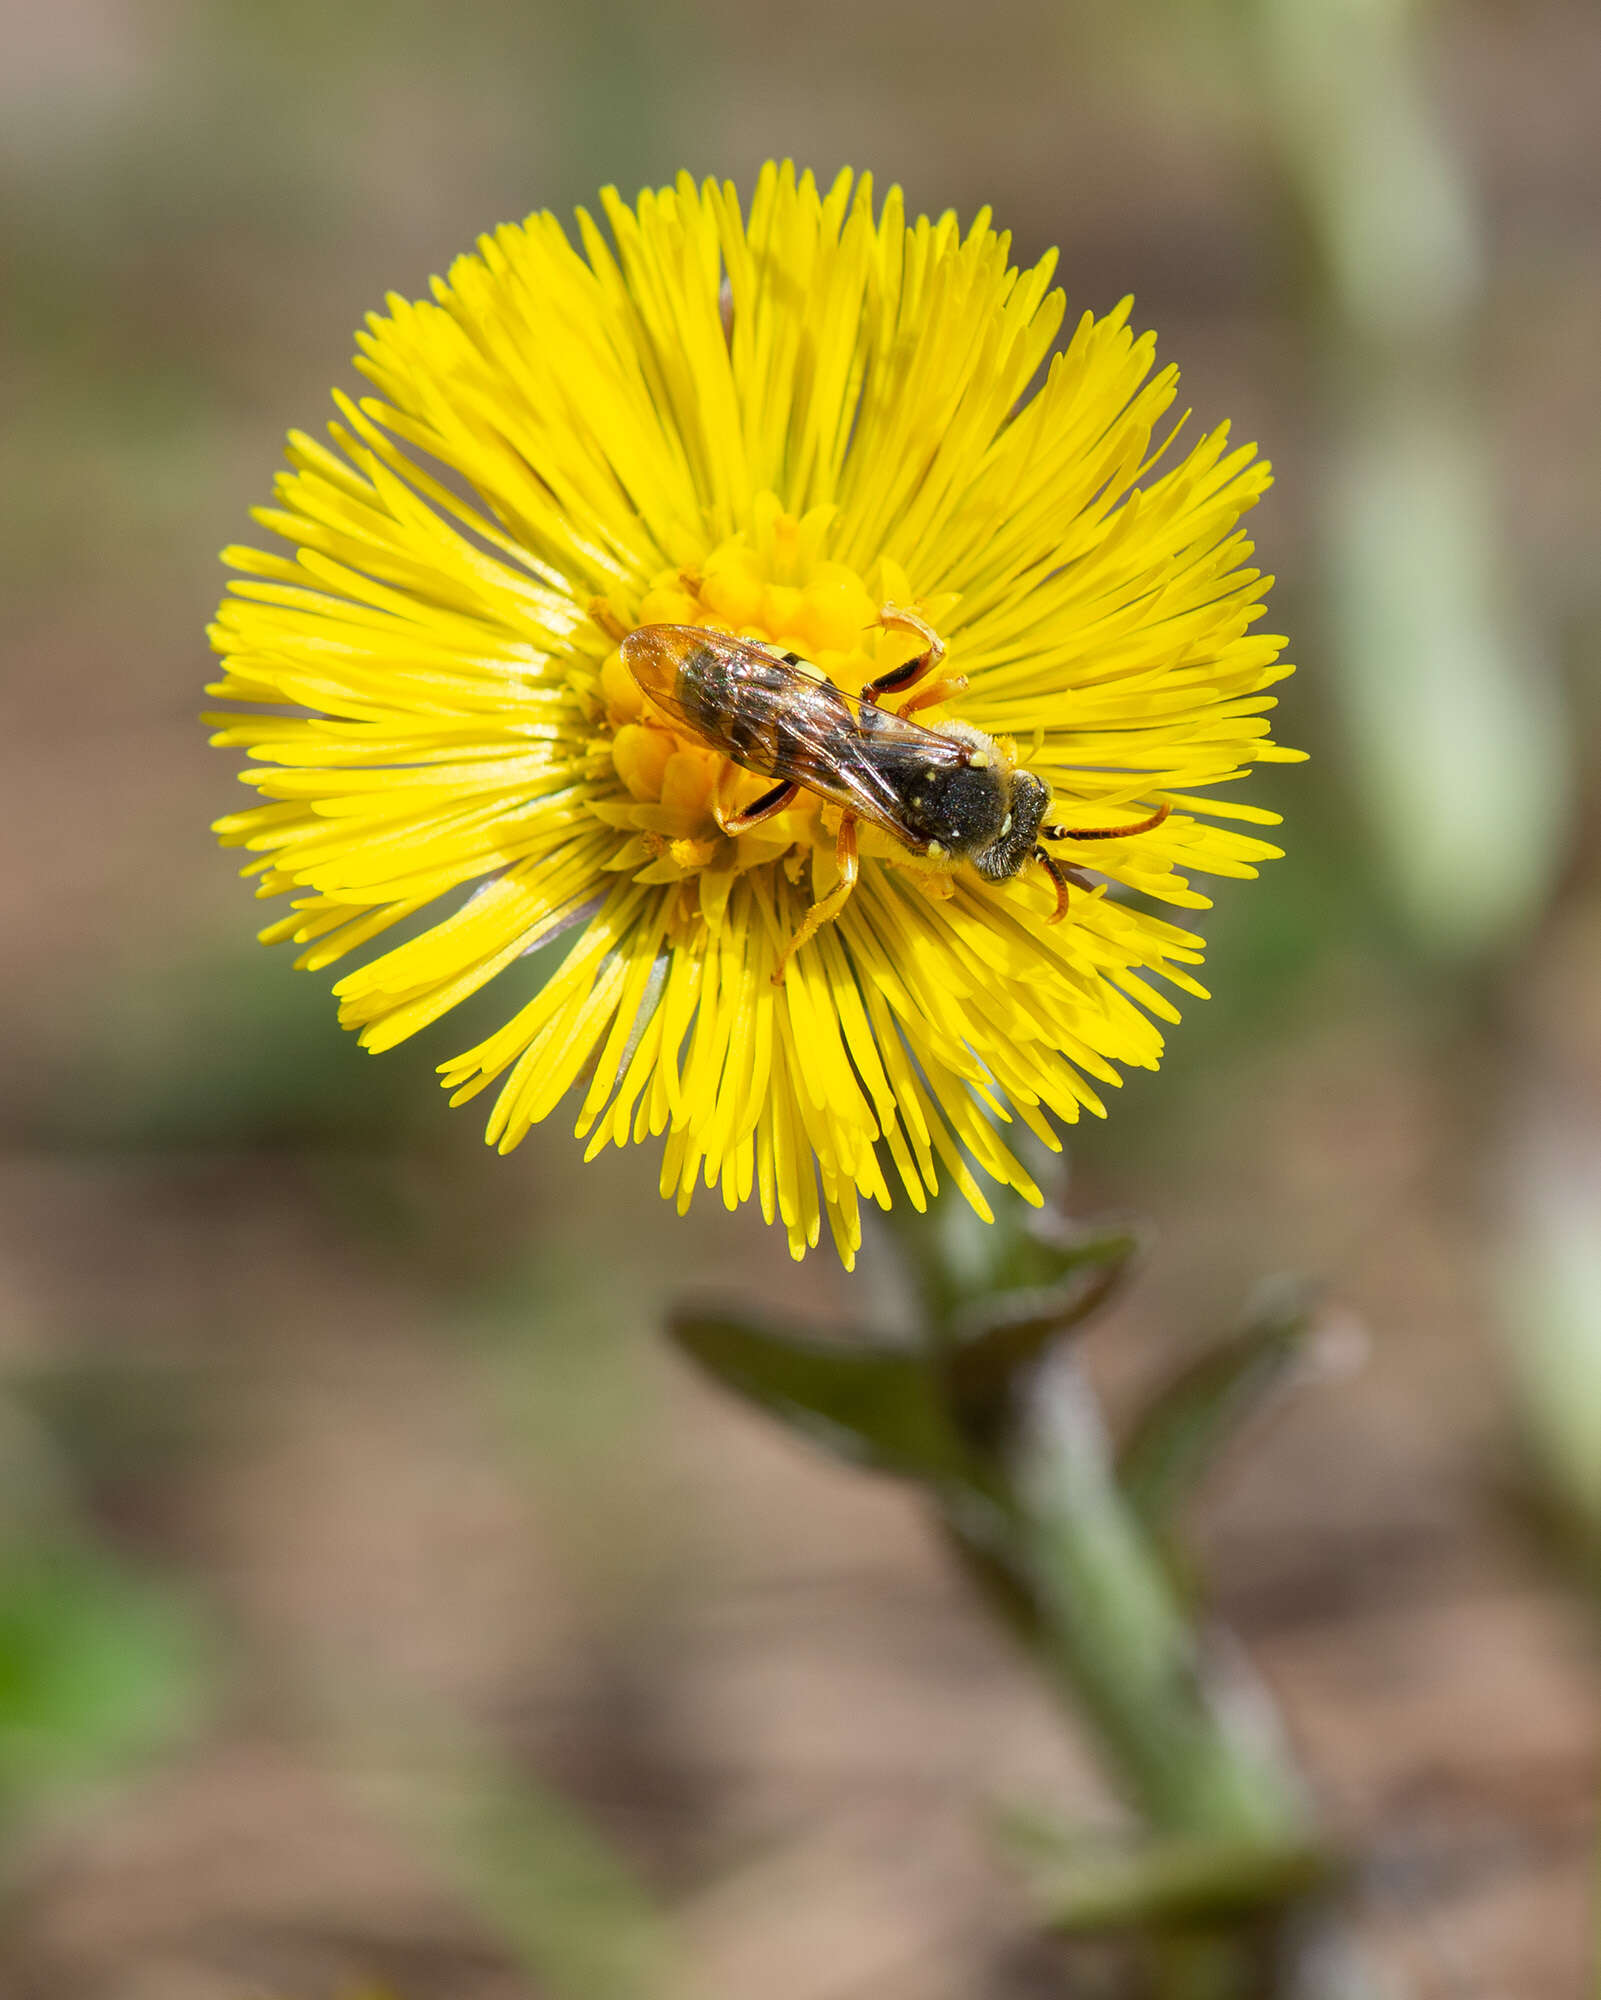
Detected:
[1,1084,1597,1998]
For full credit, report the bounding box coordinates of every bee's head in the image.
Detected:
[910,730,1051,881]
[968,767,1050,881]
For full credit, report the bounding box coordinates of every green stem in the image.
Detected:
[1015,1359,1314,1851]
[941,1352,1334,1998]
[671,1191,1358,1991]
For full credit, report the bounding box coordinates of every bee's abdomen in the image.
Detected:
[620,626,863,800]
[618,625,695,709]
[678,644,760,752]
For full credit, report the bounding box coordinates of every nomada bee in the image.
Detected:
[618,606,1169,978]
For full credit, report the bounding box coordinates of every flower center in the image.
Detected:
[597,503,946,883]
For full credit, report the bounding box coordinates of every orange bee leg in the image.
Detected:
[1041,801,1172,842]
[1034,848,1074,923]
[896,671,969,719]
[1033,850,1099,923]
[714,773,799,838]
[773,813,859,982]
[867,604,947,709]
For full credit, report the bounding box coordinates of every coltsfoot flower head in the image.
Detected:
[207,163,1301,1266]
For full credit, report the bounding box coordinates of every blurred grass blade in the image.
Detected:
[1250,0,1572,958]
[1252,0,1479,344]
[1117,1291,1322,1533]
[444,1765,669,2000]
[331,1701,670,2000]
[1324,403,1569,959]
[668,1311,965,1480]
[1498,1128,1601,1562]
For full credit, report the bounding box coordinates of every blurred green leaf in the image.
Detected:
[1117,1290,1321,1534]
[668,1311,967,1481]
[892,1188,1138,1322]
[943,1229,1138,1445]
[0,1541,208,1810]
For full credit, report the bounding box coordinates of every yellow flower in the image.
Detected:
[207,163,1300,1267]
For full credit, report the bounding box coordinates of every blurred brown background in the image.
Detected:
[3,1,1601,1994]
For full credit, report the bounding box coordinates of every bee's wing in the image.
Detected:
[618,627,828,761]
[696,661,975,850]
[810,710,971,849]
[618,624,733,732]
[618,624,971,851]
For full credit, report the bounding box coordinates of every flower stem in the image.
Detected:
[888,1201,1346,1989]
[670,1198,1370,1990]
[1014,1357,1313,1852]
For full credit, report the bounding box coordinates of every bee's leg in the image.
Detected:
[871,607,968,718]
[896,671,969,719]
[715,773,799,837]
[1040,852,1072,928]
[774,813,859,981]
[1041,801,1172,842]
[867,605,947,705]
[1034,848,1096,924]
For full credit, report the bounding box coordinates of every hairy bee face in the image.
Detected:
[970,768,1051,881]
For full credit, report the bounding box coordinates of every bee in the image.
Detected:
[619,605,1169,976]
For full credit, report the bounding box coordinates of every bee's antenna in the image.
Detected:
[1042,801,1171,842]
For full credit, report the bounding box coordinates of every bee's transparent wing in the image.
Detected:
[620,625,969,852]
